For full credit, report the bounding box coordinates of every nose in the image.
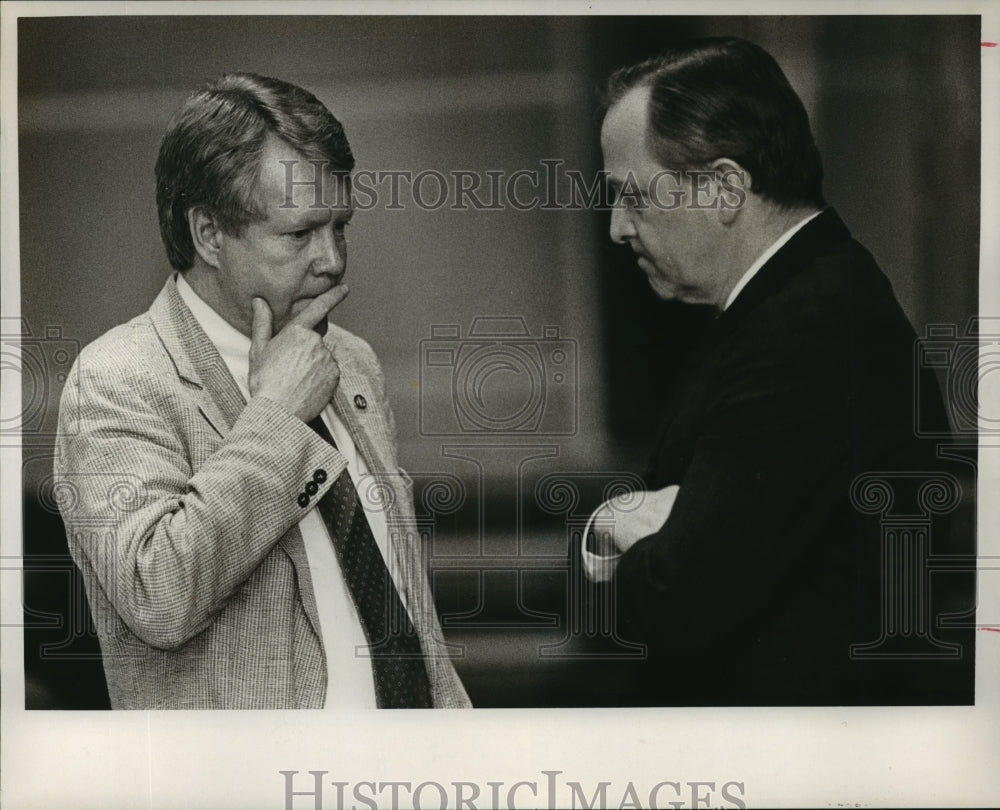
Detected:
[311,222,346,278]
[609,204,636,245]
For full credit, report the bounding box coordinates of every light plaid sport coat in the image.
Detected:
[54,275,470,709]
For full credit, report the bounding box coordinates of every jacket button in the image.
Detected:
[314,468,328,484]
[305,481,319,496]
[354,394,367,410]
[297,493,310,508]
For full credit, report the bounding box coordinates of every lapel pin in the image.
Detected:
[354,394,367,410]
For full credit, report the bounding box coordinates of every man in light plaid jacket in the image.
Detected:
[54,73,470,709]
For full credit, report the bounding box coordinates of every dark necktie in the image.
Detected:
[307,415,432,708]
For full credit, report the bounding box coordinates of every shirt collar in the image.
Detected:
[723,210,823,311]
[175,273,253,394]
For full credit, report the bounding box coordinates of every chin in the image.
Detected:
[648,281,679,301]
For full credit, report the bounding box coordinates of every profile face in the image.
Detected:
[600,86,726,307]
[213,135,354,335]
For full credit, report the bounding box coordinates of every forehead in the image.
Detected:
[256,135,352,214]
[601,85,660,176]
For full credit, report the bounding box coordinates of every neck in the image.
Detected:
[182,264,250,337]
[713,203,820,308]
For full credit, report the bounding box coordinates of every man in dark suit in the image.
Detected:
[584,38,972,705]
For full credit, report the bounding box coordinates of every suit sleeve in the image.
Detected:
[54,353,344,650]
[612,311,857,652]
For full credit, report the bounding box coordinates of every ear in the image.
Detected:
[187,206,224,269]
[708,158,751,225]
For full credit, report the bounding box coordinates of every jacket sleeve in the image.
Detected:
[53,352,344,650]
[611,309,860,652]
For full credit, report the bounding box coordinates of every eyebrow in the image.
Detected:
[283,208,331,226]
[280,205,353,227]
[605,175,650,202]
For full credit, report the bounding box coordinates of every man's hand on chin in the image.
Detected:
[247,285,349,422]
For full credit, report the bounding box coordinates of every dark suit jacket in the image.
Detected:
[613,209,974,705]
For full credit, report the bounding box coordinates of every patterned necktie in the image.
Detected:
[307,415,432,708]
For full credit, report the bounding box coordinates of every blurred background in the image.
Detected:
[14,14,979,708]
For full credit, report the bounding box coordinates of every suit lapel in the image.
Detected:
[150,289,389,489]
[327,339,423,610]
[328,344,390,479]
[148,276,247,437]
[148,275,324,644]
[326,332,425,626]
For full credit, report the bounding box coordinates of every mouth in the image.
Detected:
[296,282,341,305]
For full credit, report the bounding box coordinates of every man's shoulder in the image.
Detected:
[56,309,179,452]
[762,234,905,332]
[718,232,915,376]
[75,309,169,382]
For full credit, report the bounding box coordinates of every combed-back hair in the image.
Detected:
[155,72,355,270]
[603,37,825,210]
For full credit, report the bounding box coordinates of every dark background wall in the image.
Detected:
[15,15,979,708]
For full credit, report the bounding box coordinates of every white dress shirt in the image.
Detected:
[177,275,405,708]
[582,210,822,581]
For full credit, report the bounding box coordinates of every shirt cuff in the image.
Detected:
[580,511,622,583]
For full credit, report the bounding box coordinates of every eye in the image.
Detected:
[617,189,649,215]
[610,186,634,211]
